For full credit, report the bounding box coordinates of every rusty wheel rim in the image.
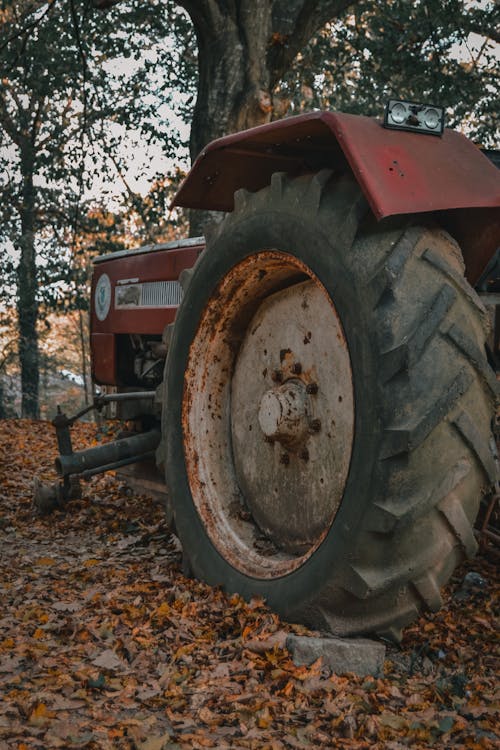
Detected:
[182,251,354,578]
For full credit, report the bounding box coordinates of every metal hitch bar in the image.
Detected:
[36,391,159,511]
[55,429,161,480]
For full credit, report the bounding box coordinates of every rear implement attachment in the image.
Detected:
[33,391,158,515]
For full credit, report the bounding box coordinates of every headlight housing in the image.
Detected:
[384,99,444,136]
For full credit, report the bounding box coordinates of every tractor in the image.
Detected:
[47,102,500,642]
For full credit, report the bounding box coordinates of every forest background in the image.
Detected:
[0,0,498,420]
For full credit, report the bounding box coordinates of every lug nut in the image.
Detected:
[279,452,290,465]
[299,448,309,462]
[309,418,321,433]
[291,362,302,375]
[306,382,318,395]
[271,369,283,383]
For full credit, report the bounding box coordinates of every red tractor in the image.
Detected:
[50,104,500,642]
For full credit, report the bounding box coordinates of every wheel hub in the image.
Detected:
[258,380,310,448]
[182,251,354,576]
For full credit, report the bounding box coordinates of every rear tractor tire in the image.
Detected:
[164,171,497,642]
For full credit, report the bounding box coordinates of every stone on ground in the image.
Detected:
[286,634,386,677]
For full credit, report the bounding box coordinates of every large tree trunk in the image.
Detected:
[93,0,358,236]
[181,0,357,236]
[17,145,39,419]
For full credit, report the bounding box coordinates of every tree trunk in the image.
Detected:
[185,5,272,236]
[78,308,90,405]
[93,0,359,236]
[0,378,6,419]
[17,145,39,419]
[182,0,357,236]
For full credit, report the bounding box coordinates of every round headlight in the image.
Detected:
[390,102,407,124]
[424,108,440,129]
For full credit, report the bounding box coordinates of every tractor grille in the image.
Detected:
[115,281,183,309]
[141,281,183,307]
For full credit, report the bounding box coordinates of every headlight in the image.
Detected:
[384,99,444,136]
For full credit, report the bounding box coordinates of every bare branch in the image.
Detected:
[30,95,46,145]
[0,1,58,58]
[468,22,500,45]
[108,152,156,244]
[0,93,23,146]
[92,0,121,8]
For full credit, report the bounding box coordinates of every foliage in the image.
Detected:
[0,0,192,302]
[278,0,499,145]
[0,418,498,748]
[0,0,193,415]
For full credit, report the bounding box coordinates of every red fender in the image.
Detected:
[173,111,500,283]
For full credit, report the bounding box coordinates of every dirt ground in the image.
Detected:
[0,419,498,749]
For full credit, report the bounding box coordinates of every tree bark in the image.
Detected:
[94,0,360,235]
[179,0,358,235]
[17,143,39,419]
[78,308,90,405]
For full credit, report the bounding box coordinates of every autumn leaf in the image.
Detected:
[91,649,126,671]
[29,703,55,726]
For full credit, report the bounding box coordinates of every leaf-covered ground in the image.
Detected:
[0,419,498,750]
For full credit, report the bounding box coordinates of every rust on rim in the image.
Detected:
[182,250,355,578]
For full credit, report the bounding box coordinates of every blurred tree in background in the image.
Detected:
[0,0,193,417]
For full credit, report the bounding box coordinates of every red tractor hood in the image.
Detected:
[173,111,500,220]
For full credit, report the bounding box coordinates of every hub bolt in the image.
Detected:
[291,362,302,375]
[280,452,290,465]
[306,382,318,395]
[271,369,283,383]
[309,418,321,433]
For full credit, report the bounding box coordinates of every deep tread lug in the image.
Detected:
[381,284,456,381]
[439,492,478,558]
[422,247,488,323]
[381,429,410,459]
[270,172,287,201]
[234,187,251,212]
[407,369,473,449]
[382,368,473,458]
[452,410,498,483]
[364,502,401,533]
[327,176,368,250]
[375,604,421,643]
[412,572,443,612]
[377,626,404,644]
[302,169,334,213]
[371,227,425,306]
[369,459,471,532]
[444,323,499,399]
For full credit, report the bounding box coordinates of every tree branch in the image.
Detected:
[268,0,361,84]
[30,94,46,145]
[108,152,156,244]
[0,93,23,146]
[0,1,58,58]
[467,21,500,45]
